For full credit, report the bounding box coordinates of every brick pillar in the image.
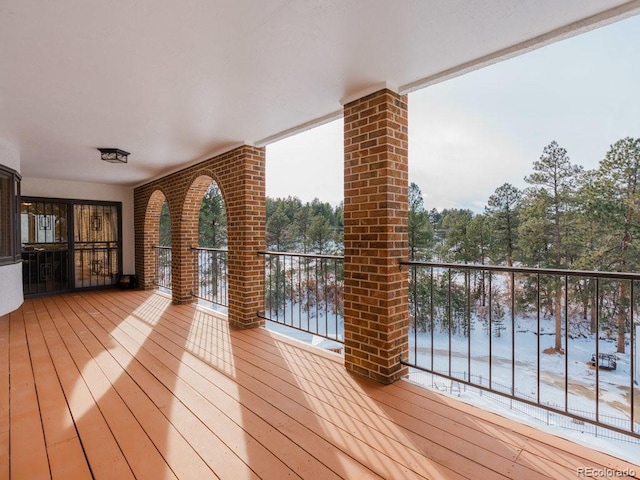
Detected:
[172,198,198,304]
[343,88,409,384]
[135,189,167,290]
[226,146,266,329]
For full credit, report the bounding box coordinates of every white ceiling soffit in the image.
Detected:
[0,0,639,187]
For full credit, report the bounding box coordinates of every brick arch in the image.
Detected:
[182,174,226,240]
[137,188,170,289]
[183,174,228,246]
[134,145,265,327]
[172,173,225,303]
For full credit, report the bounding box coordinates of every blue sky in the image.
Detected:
[267,13,640,211]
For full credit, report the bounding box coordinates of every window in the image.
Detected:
[0,164,20,265]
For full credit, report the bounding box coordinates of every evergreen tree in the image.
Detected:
[282,196,303,222]
[467,214,491,265]
[266,205,292,250]
[408,182,434,260]
[572,170,603,333]
[333,202,344,232]
[439,209,474,263]
[198,183,227,248]
[586,137,640,352]
[332,202,344,253]
[264,255,287,315]
[467,214,492,305]
[520,141,583,352]
[433,270,469,335]
[308,215,334,254]
[293,205,313,253]
[159,201,171,247]
[485,183,521,266]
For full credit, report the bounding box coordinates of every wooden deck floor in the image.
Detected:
[1,289,638,479]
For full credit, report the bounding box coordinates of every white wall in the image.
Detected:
[0,263,23,315]
[0,138,22,316]
[21,178,135,274]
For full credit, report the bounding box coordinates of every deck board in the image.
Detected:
[1,289,638,479]
[89,291,461,479]
[8,307,50,480]
[105,297,505,479]
[48,295,215,480]
[32,297,135,480]
[83,291,379,479]
[57,293,288,480]
[22,306,92,480]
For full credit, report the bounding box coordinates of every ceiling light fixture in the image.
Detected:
[98,148,129,163]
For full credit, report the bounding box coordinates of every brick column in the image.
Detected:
[172,202,198,304]
[135,189,167,290]
[225,146,266,329]
[343,88,409,384]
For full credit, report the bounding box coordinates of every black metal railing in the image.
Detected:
[258,251,344,345]
[192,246,228,307]
[22,247,69,295]
[152,246,172,290]
[74,244,119,288]
[400,260,640,441]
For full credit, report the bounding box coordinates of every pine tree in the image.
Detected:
[408,183,434,260]
[521,141,583,352]
[159,201,171,247]
[585,137,640,352]
[294,206,313,253]
[308,215,334,254]
[485,183,521,266]
[198,183,227,248]
[467,214,491,305]
[266,205,292,251]
[439,209,474,263]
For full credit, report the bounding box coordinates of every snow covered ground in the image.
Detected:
[407,314,640,464]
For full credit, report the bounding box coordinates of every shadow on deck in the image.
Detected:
[1,289,638,479]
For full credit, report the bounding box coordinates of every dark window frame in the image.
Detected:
[21,196,123,295]
[0,164,21,265]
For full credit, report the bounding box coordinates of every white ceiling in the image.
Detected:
[1,0,639,187]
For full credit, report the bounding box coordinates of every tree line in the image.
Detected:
[160,137,639,352]
[409,138,640,273]
[160,187,344,255]
[162,137,640,268]
[408,137,640,353]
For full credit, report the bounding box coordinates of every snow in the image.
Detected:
[407,313,640,464]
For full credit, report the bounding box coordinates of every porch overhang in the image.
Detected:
[0,1,639,187]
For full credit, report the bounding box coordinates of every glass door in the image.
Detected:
[73,204,120,288]
[21,197,122,296]
[21,200,70,295]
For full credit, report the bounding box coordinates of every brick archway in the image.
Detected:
[137,189,169,290]
[172,174,222,303]
[134,145,265,328]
